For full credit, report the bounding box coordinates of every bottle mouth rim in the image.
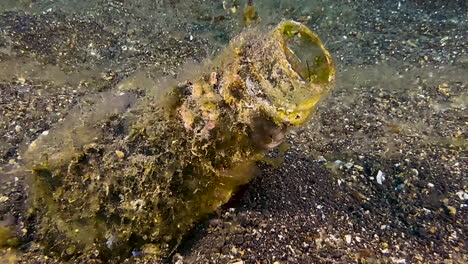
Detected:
[280,21,335,85]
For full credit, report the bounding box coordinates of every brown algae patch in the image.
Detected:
[24,21,334,261]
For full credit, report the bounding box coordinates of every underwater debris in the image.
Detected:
[25,20,334,261]
[243,0,259,26]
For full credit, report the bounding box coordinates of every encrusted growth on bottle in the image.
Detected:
[25,20,334,262]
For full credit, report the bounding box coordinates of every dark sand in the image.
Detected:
[0,0,466,263]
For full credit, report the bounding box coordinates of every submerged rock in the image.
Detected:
[25,20,334,262]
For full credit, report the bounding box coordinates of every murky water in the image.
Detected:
[0,0,467,263]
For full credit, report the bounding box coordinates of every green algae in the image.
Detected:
[0,227,11,248]
[24,20,334,262]
[0,226,18,249]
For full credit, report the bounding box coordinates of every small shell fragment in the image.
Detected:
[115,150,125,159]
[376,170,385,185]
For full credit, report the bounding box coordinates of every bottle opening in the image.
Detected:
[281,22,333,85]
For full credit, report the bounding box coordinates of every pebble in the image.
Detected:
[456,191,468,200]
[392,258,407,264]
[354,165,364,171]
[115,150,125,159]
[376,170,385,184]
[173,253,184,264]
[344,162,354,169]
[0,196,9,203]
[334,160,343,166]
[317,156,327,162]
[231,246,238,254]
[446,206,456,216]
[344,234,352,244]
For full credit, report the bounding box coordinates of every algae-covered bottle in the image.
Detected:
[25,20,334,262]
